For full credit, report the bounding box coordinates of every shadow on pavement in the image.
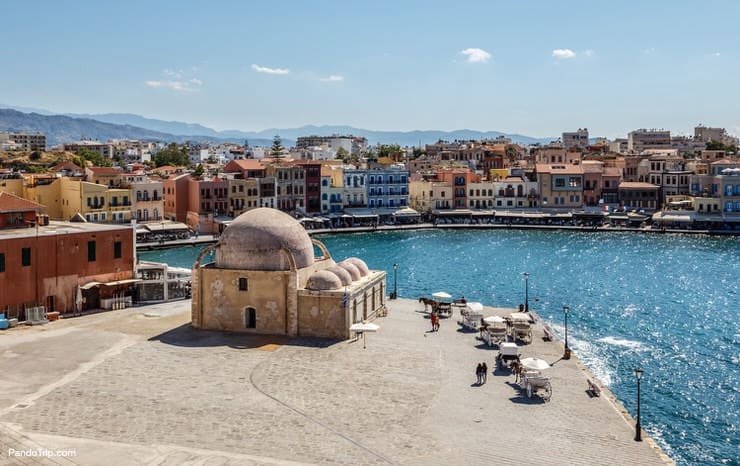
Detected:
[149,323,340,349]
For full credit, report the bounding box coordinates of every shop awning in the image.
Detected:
[144,222,190,232]
[393,208,420,216]
[101,279,141,286]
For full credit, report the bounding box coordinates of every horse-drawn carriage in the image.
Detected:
[508,312,532,344]
[495,342,520,371]
[519,357,552,401]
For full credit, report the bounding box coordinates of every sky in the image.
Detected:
[1,0,739,139]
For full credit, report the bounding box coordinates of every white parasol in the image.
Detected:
[349,322,380,349]
[484,315,505,324]
[432,291,452,299]
[520,357,551,371]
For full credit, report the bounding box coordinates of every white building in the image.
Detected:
[562,128,589,149]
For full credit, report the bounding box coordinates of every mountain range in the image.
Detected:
[1,105,555,148]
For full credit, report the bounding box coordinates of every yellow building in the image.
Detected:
[192,208,386,339]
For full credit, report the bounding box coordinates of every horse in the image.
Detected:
[418,297,439,313]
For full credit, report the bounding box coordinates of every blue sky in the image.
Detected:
[1,0,739,138]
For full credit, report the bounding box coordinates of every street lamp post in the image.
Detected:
[563,305,571,359]
[391,263,398,300]
[523,272,529,312]
[634,368,644,441]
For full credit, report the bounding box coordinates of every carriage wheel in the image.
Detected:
[526,383,532,398]
[545,382,552,401]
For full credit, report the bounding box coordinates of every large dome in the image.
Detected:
[215,208,314,270]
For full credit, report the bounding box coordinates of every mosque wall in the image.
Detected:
[196,267,290,334]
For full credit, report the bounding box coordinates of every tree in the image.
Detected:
[153,143,189,167]
[271,135,285,158]
[335,147,350,162]
[505,146,519,164]
[74,148,112,167]
[192,164,205,178]
[376,144,403,161]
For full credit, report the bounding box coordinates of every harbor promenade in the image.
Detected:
[0,299,672,465]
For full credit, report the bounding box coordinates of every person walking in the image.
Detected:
[434,313,440,331]
[430,312,437,332]
[475,363,483,385]
[481,362,488,384]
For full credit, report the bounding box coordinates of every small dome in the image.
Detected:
[215,208,314,271]
[326,265,352,286]
[306,270,342,291]
[338,261,361,281]
[344,257,369,276]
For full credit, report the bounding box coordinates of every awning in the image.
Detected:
[653,213,694,223]
[393,208,420,217]
[434,210,472,216]
[144,222,190,232]
[80,281,102,290]
[101,279,141,286]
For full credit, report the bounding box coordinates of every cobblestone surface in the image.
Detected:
[0,299,672,465]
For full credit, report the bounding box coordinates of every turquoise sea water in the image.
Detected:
[139,230,739,465]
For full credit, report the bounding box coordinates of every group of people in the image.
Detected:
[475,362,488,384]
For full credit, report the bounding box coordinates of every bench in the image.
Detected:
[587,379,601,397]
[542,326,554,342]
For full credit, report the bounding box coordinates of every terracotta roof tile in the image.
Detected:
[0,192,44,212]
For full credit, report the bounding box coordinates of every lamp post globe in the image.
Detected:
[634,368,644,441]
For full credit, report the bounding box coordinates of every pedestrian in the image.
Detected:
[481,362,488,384]
[430,312,437,332]
[434,312,440,331]
[476,363,483,384]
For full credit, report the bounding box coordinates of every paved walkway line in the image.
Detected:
[0,336,136,418]
[248,348,396,465]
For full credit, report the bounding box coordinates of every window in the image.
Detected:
[0,252,4,272]
[239,277,248,291]
[22,247,31,267]
[114,241,122,259]
[88,241,96,262]
[569,177,580,187]
[555,178,565,188]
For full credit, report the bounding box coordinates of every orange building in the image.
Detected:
[435,169,481,209]
[0,192,135,318]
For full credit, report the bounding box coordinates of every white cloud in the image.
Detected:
[552,48,576,59]
[145,79,201,92]
[320,75,344,82]
[163,68,184,79]
[709,52,721,57]
[642,47,656,55]
[251,64,290,75]
[460,48,491,64]
[583,49,594,57]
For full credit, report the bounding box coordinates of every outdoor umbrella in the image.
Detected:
[349,322,380,349]
[483,315,505,324]
[520,357,551,371]
[432,291,452,299]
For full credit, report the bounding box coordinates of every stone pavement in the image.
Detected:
[0,299,672,465]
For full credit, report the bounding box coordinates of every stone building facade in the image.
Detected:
[191,208,386,339]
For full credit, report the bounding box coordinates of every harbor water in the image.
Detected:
[139,229,739,465]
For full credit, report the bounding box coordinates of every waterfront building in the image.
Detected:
[343,168,367,208]
[535,163,584,208]
[690,159,740,215]
[163,173,191,223]
[467,181,496,209]
[264,163,305,213]
[627,129,671,153]
[191,208,386,339]
[491,177,539,209]
[562,128,589,149]
[130,178,163,223]
[294,161,322,213]
[408,176,452,213]
[366,166,409,209]
[186,176,228,234]
[647,154,692,204]
[435,168,479,209]
[320,165,343,214]
[257,177,277,209]
[222,159,267,179]
[0,132,46,151]
[225,177,257,217]
[618,182,660,210]
[0,194,135,316]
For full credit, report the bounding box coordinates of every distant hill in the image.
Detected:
[0,109,275,147]
[1,106,555,147]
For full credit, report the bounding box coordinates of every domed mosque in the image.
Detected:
[191,208,387,339]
